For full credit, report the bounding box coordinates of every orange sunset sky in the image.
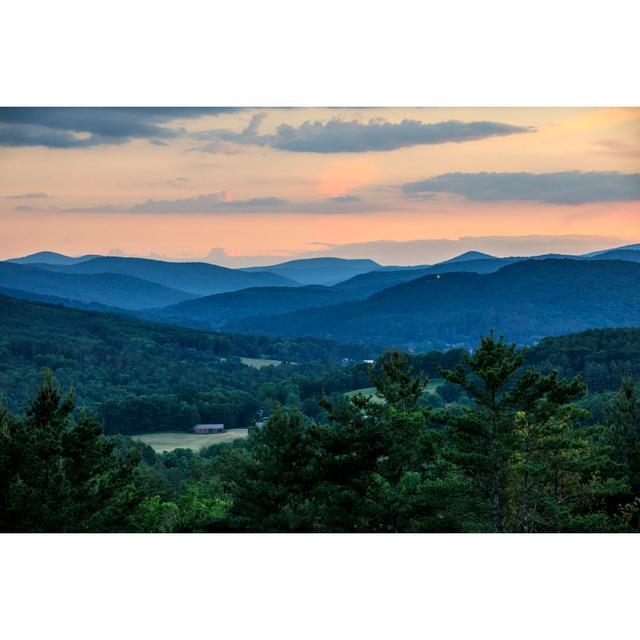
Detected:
[1,107,638,265]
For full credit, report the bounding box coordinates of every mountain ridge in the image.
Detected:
[226,259,640,349]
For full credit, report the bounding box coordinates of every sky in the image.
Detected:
[1,107,638,266]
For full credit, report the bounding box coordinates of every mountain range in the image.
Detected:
[0,262,195,310]
[14,256,296,295]
[241,257,382,285]
[2,244,640,348]
[226,259,640,348]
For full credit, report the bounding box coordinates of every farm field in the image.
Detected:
[239,357,283,368]
[134,429,249,453]
[346,378,444,404]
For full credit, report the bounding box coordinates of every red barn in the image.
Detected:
[192,424,225,434]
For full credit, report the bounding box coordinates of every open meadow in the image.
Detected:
[135,429,249,453]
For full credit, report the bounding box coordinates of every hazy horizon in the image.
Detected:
[5,234,639,268]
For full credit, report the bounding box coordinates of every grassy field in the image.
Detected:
[134,430,249,453]
[345,386,386,404]
[345,378,445,405]
[239,357,283,368]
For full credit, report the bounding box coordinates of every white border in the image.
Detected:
[1,533,638,639]
[2,0,639,106]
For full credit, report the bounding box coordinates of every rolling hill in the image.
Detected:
[152,284,356,329]
[0,262,195,310]
[22,256,298,295]
[7,250,100,265]
[0,285,127,313]
[438,250,496,264]
[226,259,640,349]
[589,248,640,263]
[242,257,381,285]
[334,256,519,297]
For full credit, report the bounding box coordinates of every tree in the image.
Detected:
[438,332,606,532]
[216,406,322,532]
[367,350,425,411]
[314,349,478,532]
[0,371,141,532]
[603,376,640,528]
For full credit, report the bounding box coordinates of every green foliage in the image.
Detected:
[526,328,640,392]
[0,371,141,532]
[367,350,426,411]
[2,301,639,533]
[438,333,630,532]
[0,294,373,434]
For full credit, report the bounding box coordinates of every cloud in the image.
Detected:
[62,204,127,213]
[402,171,640,204]
[4,192,49,199]
[128,193,286,214]
[59,192,375,215]
[2,109,533,154]
[0,107,237,148]
[193,116,534,153]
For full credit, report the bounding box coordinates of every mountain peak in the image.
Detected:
[439,251,496,265]
[7,251,99,266]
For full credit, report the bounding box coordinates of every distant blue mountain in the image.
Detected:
[20,256,298,295]
[242,257,381,285]
[583,243,640,257]
[8,250,100,265]
[588,248,640,262]
[0,262,195,310]
[153,284,356,330]
[226,259,640,349]
[0,286,127,313]
[438,250,496,264]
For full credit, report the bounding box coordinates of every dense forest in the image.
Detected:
[3,295,640,434]
[1,334,638,532]
[2,293,640,532]
[0,295,376,432]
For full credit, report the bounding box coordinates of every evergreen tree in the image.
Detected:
[216,406,322,532]
[316,350,478,532]
[603,376,640,528]
[437,333,615,532]
[0,371,141,532]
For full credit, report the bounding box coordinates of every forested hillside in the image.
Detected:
[0,262,196,310]
[154,284,355,329]
[229,260,640,348]
[0,295,374,433]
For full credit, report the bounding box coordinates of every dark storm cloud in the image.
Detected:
[0,108,237,148]
[192,116,534,153]
[402,171,640,204]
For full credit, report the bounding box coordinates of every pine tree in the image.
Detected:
[604,376,640,528]
[439,332,601,531]
[0,371,141,532]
